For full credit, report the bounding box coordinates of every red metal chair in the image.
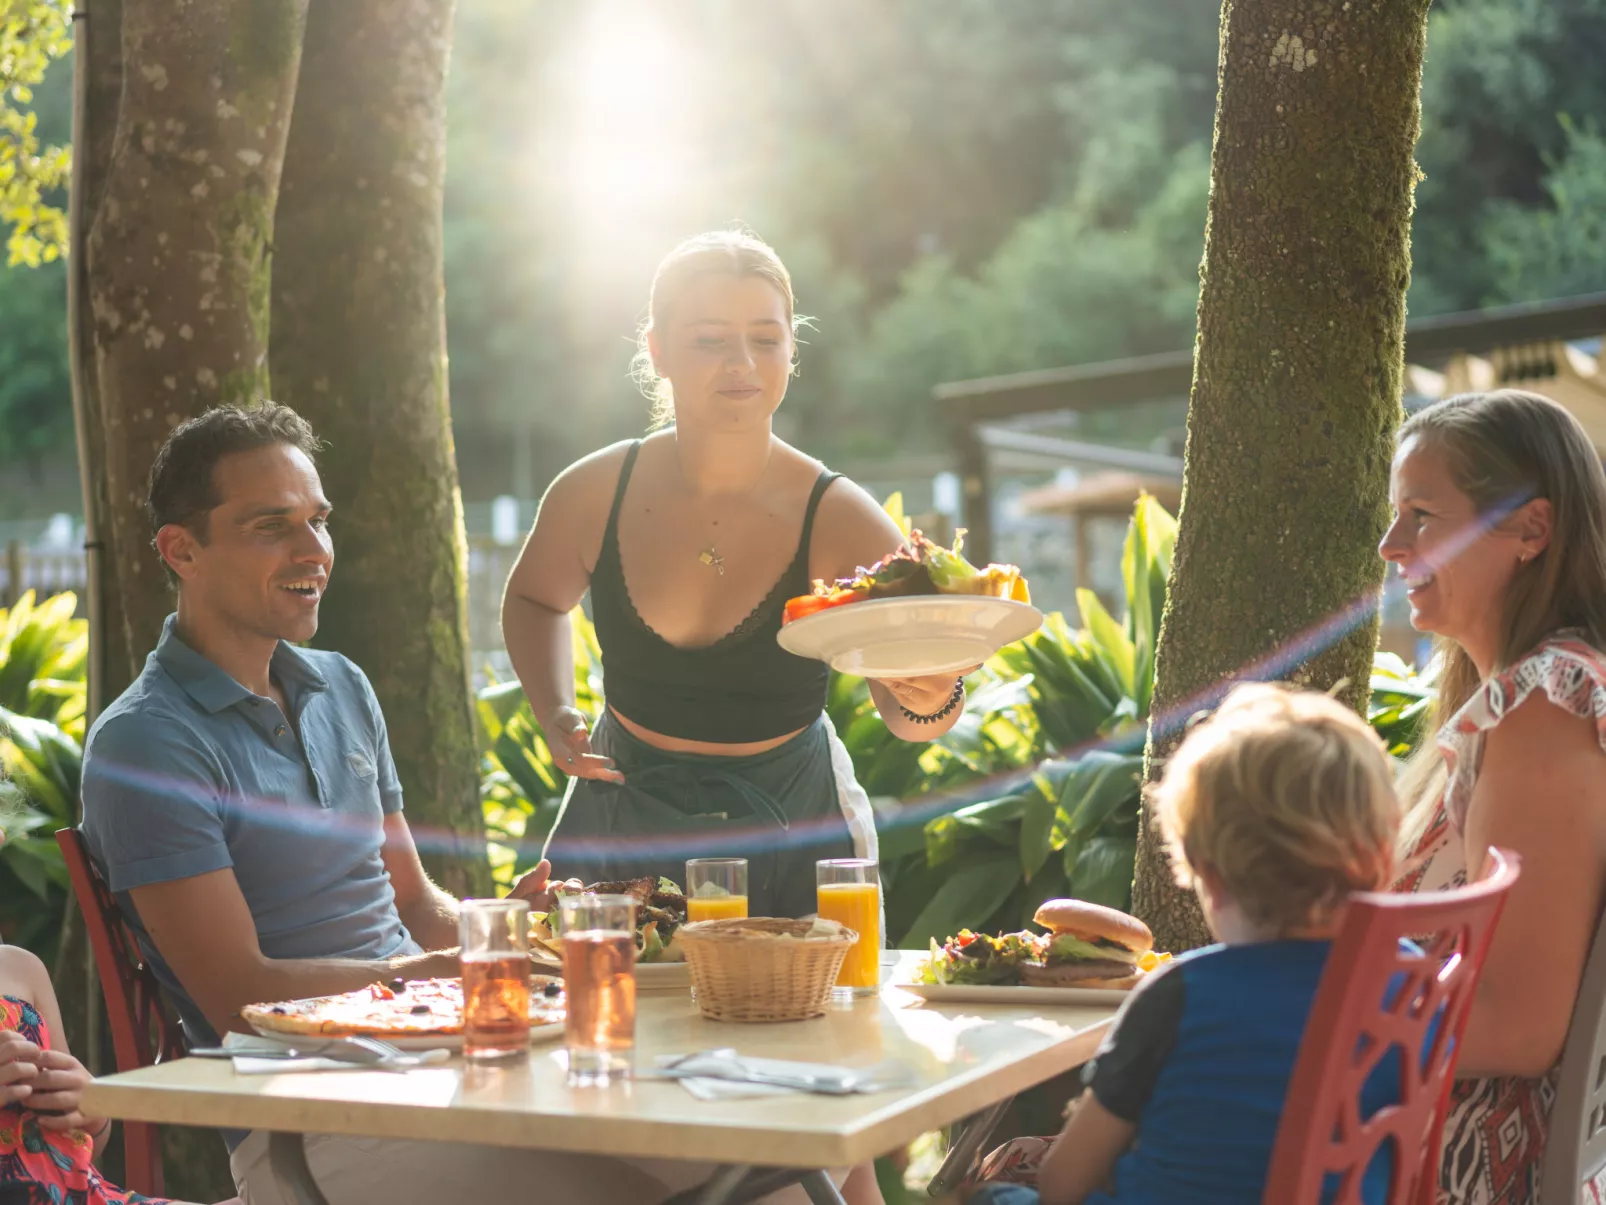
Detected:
[55,826,186,1198]
[1263,846,1521,1205]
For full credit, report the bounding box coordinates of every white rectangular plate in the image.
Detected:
[900,982,1130,1007]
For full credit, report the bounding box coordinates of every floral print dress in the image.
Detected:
[1394,633,1606,1205]
[0,994,166,1205]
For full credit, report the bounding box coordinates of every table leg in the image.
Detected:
[693,1164,757,1205]
[266,1131,330,1205]
[799,1169,849,1205]
[661,1164,825,1205]
[926,1096,1013,1197]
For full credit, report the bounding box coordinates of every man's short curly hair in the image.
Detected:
[1153,683,1401,933]
[147,403,322,541]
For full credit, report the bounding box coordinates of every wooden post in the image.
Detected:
[956,425,994,566]
[4,542,23,607]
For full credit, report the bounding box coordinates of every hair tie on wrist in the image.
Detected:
[899,678,965,725]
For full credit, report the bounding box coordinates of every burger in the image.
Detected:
[1021,899,1155,988]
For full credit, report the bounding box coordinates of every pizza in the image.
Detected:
[240,975,565,1039]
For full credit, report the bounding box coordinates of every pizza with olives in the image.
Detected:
[240,975,565,1038]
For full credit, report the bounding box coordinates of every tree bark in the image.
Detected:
[1130,0,1430,953]
[69,0,128,718]
[270,0,486,895]
[85,0,309,680]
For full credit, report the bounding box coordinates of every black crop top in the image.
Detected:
[589,441,842,743]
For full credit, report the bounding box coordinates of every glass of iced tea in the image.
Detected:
[686,858,749,923]
[816,858,881,998]
[458,898,531,1060]
[558,892,637,1084]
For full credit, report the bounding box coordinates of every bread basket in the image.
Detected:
[676,917,859,1023]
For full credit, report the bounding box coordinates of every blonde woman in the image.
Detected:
[501,229,964,922]
[1380,390,1606,1204]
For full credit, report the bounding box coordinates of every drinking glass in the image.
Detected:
[458,898,531,1060]
[559,893,637,1084]
[816,859,881,998]
[686,858,749,923]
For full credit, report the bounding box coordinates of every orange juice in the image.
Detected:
[817,882,881,990]
[687,895,749,923]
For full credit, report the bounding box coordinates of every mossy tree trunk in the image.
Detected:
[1130,0,1430,953]
[76,7,307,1195]
[70,0,129,717]
[84,0,309,683]
[270,0,487,895]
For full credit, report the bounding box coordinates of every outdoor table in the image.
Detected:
[81,952,1117,1205]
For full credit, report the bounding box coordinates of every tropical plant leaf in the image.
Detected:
[1019,783,1058,882]
[1060,752,1144,841]
[1077,588,1135,701]
[900,852,1021,947]
[1068,836,1138,911]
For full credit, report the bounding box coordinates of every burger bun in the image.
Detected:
[1032,899,1153,954]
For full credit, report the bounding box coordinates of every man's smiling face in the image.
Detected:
[162,442,334,645]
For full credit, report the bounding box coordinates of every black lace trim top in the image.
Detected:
[589,440,842,743]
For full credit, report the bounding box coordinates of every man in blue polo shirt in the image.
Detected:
[79,405,711,1205]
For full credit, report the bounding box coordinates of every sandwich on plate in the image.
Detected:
[1023,898,1156,989]
[782,529,1029,625]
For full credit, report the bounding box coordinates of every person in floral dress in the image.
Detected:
[0,786,220,1205]
[1381,389,1606,1205]
[0,946,207,1205]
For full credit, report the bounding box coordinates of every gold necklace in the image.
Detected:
[697,546,725,576]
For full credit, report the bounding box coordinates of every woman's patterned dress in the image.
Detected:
[0,993,167,1205]
[1395,634,1606,1205]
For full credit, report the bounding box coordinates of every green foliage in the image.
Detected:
[1482,119,1606,303]
[1411,0,1606,312]
[0,589,87,739]
[0,589,84,955]
[2,0,1603,474]
[0,0,72,267]
[1369,651,1435,759]
[478,611,605,891]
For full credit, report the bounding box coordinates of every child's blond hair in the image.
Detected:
[1153,683,1400,933]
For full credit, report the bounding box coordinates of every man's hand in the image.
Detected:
[506,859,584,913]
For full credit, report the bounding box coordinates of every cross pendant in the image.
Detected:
[698,548,725,576]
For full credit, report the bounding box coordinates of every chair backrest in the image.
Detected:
[1263,847,1521,1205]
[55,826,183,1198]
[1539,899,1606,1200]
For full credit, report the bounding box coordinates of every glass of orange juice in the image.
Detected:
[816,858,880,997]
[686,858,749,922]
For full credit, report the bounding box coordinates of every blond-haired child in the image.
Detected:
[970,683,1402,1205]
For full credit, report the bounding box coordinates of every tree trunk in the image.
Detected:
[270,0,486,896]
[1130,0,1430,953]
[69,0,129,718]
[85,0,309,680]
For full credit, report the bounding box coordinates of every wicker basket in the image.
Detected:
[676,917,859,1023]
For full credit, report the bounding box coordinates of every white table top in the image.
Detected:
[82,953,1116,1168]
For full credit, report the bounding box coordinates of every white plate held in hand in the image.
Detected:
[777,596,1043,678]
